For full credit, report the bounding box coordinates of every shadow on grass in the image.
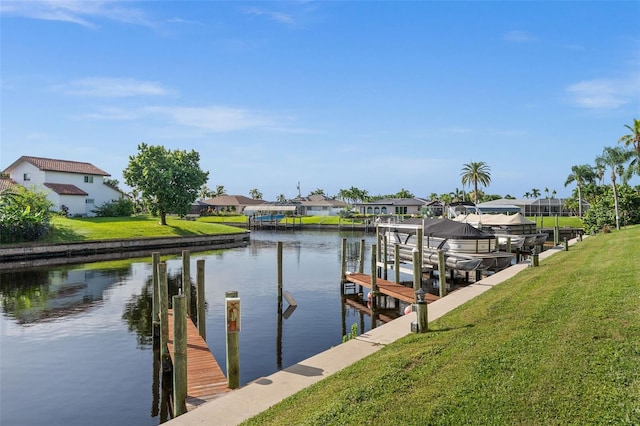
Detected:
[45,225,86,242]
[428,324,475,333]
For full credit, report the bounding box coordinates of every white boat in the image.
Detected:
[381,218,515,271]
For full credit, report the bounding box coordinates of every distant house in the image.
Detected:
[202,195,265,214]
[477,198,582,216]
[2,156,124,217]
[355,197,430,216]
[293,194,348,216]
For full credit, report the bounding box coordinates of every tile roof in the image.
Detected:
[43,183,88,196]
[3,156,110,176]
[0,177,20,193]
[203,195,265,206]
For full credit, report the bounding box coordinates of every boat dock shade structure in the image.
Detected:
[243,205,298,215]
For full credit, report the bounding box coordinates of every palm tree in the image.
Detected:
[461,162,491,205]
[564,165,595,217]
[395,188,414,199]
[619,119,640,179]
[198,184,213,200]
[276,194,287,203]
[531,188,541,199]
[523,191,531,199]
[596,146,634,229]
[249,188,263,200]
[214,185,227,197]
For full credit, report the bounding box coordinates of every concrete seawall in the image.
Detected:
[0,232,250,270]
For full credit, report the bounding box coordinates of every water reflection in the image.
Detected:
[0,265,130,325]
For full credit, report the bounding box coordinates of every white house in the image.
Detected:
[2,156,125,217]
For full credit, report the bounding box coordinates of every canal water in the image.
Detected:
[0,230,390,426]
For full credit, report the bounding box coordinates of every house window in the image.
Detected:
[86,199,95,204]
[84,176,94,183]
[23,173,31,181]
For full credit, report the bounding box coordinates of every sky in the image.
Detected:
[1,1,639,201]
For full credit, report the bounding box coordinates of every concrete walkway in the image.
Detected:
[167,240,578,426]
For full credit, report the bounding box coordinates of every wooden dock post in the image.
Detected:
[506,237,512,254]
[196,259,206,340]
[182,250,191,317]
[340,238,347,288]
[383,235,388,280]
[532,249,539,267]
[172,294,188,417]
[152,252,160,342]
[564,237,568,251]
[413,249,428,333]
[554,215,559,245]
[370,244,377,308]
[225,291,240,389]
[412,248,421,291]
[159,262,170,366]
[277,241,283,370]
[438,250,447,298]
[277,241,283,298]
[358,239,365,274]
[394,243,400,284]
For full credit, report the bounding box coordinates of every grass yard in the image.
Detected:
[44,215,245,243]
[244,225,639,425]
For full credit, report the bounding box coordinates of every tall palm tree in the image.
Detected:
[596,146,633,230]
[618,119,640,179]
[531,188,541,199]
[460,161,491,205]
[564,165,595,217]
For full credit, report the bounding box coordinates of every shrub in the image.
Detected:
[92,198,135,217]
[0,187,53,243]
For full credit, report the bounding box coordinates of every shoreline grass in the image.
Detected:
[244,225,639,425]
[40,215,246,243]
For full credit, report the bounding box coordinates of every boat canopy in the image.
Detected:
[454,212,535,226]
[395,217,493,239]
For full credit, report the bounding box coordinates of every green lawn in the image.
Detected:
[44,215,245,242]
[244,225,639,425]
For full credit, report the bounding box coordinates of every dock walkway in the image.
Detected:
[344,272,439,304]
[167,310,230,409]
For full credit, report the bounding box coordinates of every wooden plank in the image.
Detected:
[345,273,439,304]
[167,309,231,410]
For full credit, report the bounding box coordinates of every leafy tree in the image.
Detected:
[582,184,640,233]
[104,178,120,188]
[460,161,491,204]
[249,188,263,200]
[595,146,634,230]
[564,164,596,217]
[123,143,209,225]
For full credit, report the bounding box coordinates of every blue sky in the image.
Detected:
[1,1,639,201]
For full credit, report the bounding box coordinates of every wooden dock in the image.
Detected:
[167,309,230,409]
[344,272,439,304]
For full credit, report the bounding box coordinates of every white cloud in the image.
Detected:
[504,30,538,43]
[143,105,275,132]
[54,77,171,97]
[0,0,151,28]
[566,74,640,109]
[241,6,295,26]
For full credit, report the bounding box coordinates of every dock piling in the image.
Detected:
[225,291,240,389]
[182,250,191,317]
[172,294,188,416]
[196,259,206,340]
